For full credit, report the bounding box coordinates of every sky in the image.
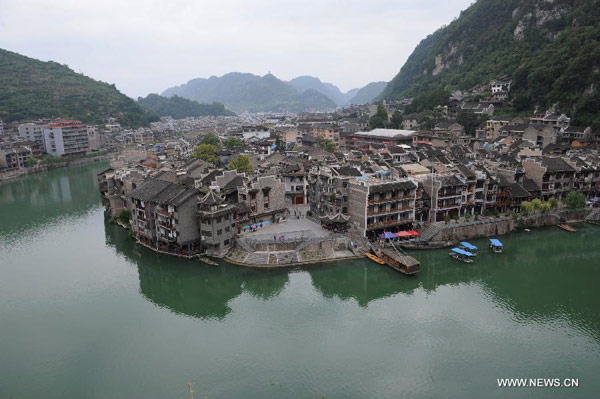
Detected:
[0,0,474,98]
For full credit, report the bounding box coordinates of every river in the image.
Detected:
[1,162,599,399]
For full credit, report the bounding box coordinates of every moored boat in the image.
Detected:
[365,252,385,264]
[459,241,478,256]
[449,247,474,263]
[379,248,420,275]
[489,238,503,253]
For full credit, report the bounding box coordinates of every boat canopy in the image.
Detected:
[489,238,503,247]
[395,231,411,237]
[379,231,397,239]
[460,241,477,250]
[451,247,474,257]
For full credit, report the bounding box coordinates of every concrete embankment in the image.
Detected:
[425,209,600,243]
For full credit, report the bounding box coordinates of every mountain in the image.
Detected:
[162,72,337,113]
[288,76,350,106]
[0,48,157,127]
[380,0,600,128]
[345,81,387,105]
[138,94,235,119]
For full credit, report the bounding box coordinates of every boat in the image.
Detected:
[379,248,421,275]
[459,241,478,256]
[199,256,219,266]
[558,224,577,232]
[489,238,503,254]
[365,252,385,264]
[449,247,474,263]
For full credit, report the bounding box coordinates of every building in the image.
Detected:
[237,175,286,224]
[0,120,4,136]
[281,164,308,205]
[522,157,575,201]
[422,175,466,222]
[43,119,89,157]
[347,129,416,150]
[348,176,417,238]
[197,190,236,257]
[18,123,45,147]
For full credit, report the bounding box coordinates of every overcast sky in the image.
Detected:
[1,0,473,98]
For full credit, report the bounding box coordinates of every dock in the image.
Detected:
[558,224,577,232]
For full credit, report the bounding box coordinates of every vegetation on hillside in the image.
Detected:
[137,94,235,119]
[0,48,157,127]
[380,0,600,128]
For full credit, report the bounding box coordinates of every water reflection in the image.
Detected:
[0,162,106,239]
[102,187,600,342]
[105,220,289,319]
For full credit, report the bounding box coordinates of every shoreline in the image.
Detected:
[0,154,111,183]
[108,209,600,268]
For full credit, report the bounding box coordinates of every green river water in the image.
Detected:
[1,162,599,399]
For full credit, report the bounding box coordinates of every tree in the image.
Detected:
[389,111,403,129]
[223,137,244,149]
[192,143,219,164]
[116,209,131,225]
[548,197,559,209]
[200,133,220,146]
[25,157,37,168]
[316,137,337,153]
[540,202,551,213]
[564,191,586,209]
[456,110,482,135]
[531,198,543,212]
[227,154,253,175]
[521,201,533,215]
[368,104,389,129]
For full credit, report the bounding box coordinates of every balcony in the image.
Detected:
[156,209,173,217]
[368,194,414,204]
[367,218,413,230]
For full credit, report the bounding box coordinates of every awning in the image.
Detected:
[460,241,477,250]
[489,238,503,247]
[379,231,397,239]
[395,231,411,238]
[451,247,474,257]
[407,230,420,236]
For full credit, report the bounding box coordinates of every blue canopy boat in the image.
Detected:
[449,247,475,263]
[459,241,478,256]
[489,238,503,253]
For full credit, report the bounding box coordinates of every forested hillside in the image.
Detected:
[380,0,600,128]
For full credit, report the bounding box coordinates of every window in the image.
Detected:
[217,216,222,223]
[224,239,230,246]
[217,229,222,236]
[225,227,230,233]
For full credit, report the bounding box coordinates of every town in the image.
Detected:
[2,77,600,268]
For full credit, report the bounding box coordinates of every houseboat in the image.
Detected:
[459,241,478,256]
[449,247,474,263]
[489,238,503,253]
[379,248,421,275]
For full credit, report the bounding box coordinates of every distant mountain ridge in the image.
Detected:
[345,82,388,106]
[162,72,387,112]
[380,0,600,127]
[0,48,157,127]
[138,94,235,119]
[162,72,337,113]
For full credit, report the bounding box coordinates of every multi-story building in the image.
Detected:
[18,123,45,147]
[422,175,465,222]
[281,164,308,205]
[522,157,576,201]
[0,147,33,170]
[0,119,4,136]
[43,119,89,157]
[308,166,362,217]
[197,190,236,257]
[237,175,286,224]
[348,177,417,238]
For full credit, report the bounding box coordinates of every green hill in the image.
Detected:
[138,94,235,119]
[0,48,157,127]
[380,0,600,128]
[162,72,338,113]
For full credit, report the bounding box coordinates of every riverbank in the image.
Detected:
[0,154,111,183]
